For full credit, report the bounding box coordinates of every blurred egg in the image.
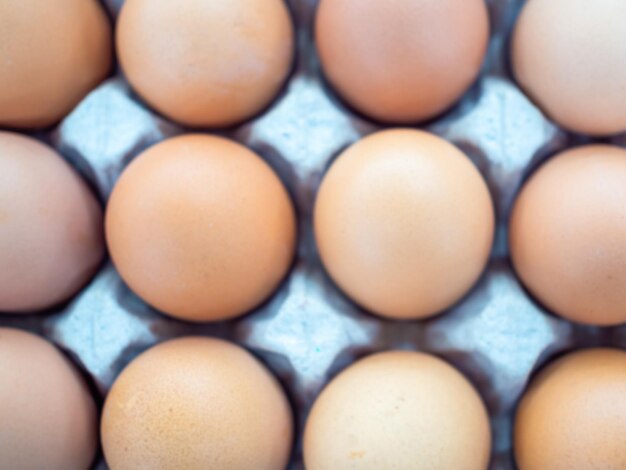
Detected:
[0,327,97,470]
[512,0,626,136]
[315,0,489,123]
[116,0,294,128]
[0,0,112,129]
[304,351,491,470]
[515,348,626,470]
[105,134,296,322]
[510,145,626,326]
[101,337,293,470]
[314,129,494,320]
[0,131,104,313]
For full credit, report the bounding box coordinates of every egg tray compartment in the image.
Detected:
[2,0,626,469]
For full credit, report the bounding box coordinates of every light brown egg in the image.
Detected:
[512,0,626,136]
[314,129,494,320]
[116,0,294,128]
[515,348,626,470]
[304,351,491,470]
[315,0,489,124]
[106,134,296,322]
[0,0,112,129]
[510,145,626,326]
[101,337,293,470]
[0,132,104,313]
[0,328,97,470]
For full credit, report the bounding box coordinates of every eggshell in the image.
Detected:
[511,0,626,136]
[315,0,489,124]
[0,0,112,129]
[116,0,294,128]
[101,337,293,470]
[515,348,626,470]
[304,351,491,470]
[0,327,97,470]
[314,129,494,320]
[105,134,296,322]
[510,145,626,326]
[0,131,104,313]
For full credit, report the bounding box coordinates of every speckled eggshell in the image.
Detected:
[510,145,626,326]
[515,348,626,470]
[314,129,494,320]
[304,351,491,470]
[105,134,296,322]
[512,0,626,136]
[0,328,98,470]
[315,0,489,124]
[0,0,112,129]
[0,131,105,313]
[116,0,294,128]
[101,337,293,470]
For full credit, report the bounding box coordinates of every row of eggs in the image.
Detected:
[1,0,626,136]
[2,326,625,469]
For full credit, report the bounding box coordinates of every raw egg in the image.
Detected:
[510,145,626,326]
[515,348,626,470]
[101,337,293,470]
[116,0,294,128]
[0,0,112,129]
[304,351,491,470]
[511,0,626,136]
[314,129,494,320]
[0,327,97,470]
[0,131,104,313]
[105,134,296,322]
[315,0,489,123]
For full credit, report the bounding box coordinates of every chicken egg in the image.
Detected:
[315,0,489,123]
[101,337,293,470]
[0,327,98,470]
[314,129,494,320]
[0,0,112,129]
[0,131,104,313]
[510,145,626,326]
[304,351,491,470]
[116,0,294,128]
[105,134,296,322]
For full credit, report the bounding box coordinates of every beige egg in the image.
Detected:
[314,129,494,320]
[512,0,626,136]
[101,337,293,470]
[515,348,626,470]
[0,327,98,470]
[315,0,489,123]
[105,134,296,322]
[510,145,626,326]
[304,351,491,470]
[116,0,294,128]
[0,132,104,313]
[0,0,112,129]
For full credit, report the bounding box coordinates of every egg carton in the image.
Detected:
[2,0,626,469]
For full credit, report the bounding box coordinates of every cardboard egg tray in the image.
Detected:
[3,1,626,468]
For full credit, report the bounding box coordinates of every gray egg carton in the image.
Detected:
[2,1,626,469]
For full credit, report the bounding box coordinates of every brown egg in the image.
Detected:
[304,351,491,470]
[510,145,626,326]
[106,134,296,322]
[315,0,489,124]
[0,0,112,129]
[0,328,97,470]
[512,0,626,136]
[102,337,293,470]
[117,0,294,128]
[515,348,626,470]
[0,132,104,313]
[314,129,494,320]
